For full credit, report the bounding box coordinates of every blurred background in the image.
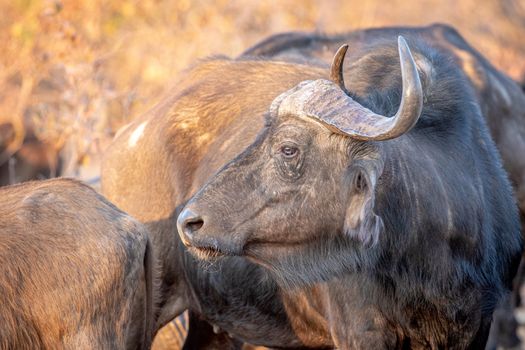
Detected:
[0,0,524,186]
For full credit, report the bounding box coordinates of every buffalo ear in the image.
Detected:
[344,161,384,246]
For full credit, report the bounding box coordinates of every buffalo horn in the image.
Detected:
[276,36,423,141]
[330,44,349,94]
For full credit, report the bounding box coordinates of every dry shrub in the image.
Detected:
[0,0,523,182]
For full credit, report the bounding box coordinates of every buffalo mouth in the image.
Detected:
[186,238,244,260]
[189,245,225,260]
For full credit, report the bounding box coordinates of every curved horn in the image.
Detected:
[276,36,423,141]
[380,36,424,140]
[330,44,349,93]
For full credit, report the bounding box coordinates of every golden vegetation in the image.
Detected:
[0,0,524,180]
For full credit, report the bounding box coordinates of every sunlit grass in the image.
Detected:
[0,0,523,178]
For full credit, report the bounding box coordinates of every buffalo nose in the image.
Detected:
[177,208,204,245]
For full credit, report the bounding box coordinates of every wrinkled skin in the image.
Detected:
[102,59,334,349]
[241,23,525,348]
[241,23,525,233]
[179,39,521,348]
[180,115,379,279]
[102,24,523,349]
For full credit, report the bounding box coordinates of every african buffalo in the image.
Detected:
[241,24,525,348]
[0,122,61,186]
[177,36,521,348]
[0,178,154,349]
[241,24,525,230]
[101,24,522,349]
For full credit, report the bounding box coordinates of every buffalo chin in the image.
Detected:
[242,236,374,289]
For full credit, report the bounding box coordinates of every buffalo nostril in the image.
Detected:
[185,217,204,232]
[177,208,204,245]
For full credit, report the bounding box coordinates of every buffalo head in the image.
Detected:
[177,36,423,283]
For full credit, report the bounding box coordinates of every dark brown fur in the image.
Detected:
[242,24,525,348]
[179,33,521,348]
[242,23,525,231]
[101,24,523,349]
[0,178,155,349]
[101,59,327,329]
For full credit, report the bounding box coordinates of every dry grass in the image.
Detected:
[1,1,523,347]
[0,0,524,179]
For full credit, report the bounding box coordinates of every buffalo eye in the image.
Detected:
[281,145,299,159]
